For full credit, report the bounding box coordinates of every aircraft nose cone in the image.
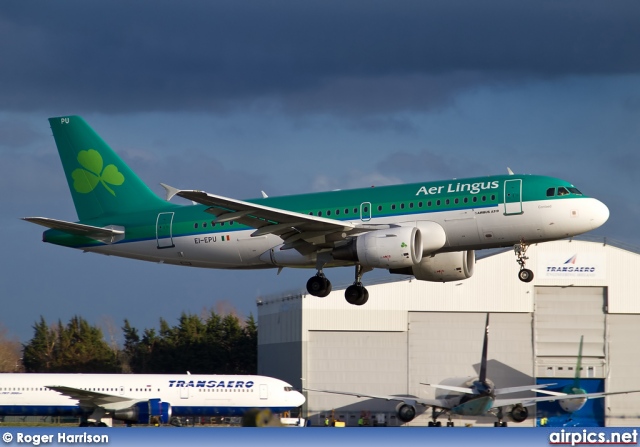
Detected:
[294,390,306,407]
[589,199,609,230]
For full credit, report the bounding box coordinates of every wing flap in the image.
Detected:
[174,188,355,243]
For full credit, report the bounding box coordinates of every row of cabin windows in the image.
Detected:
[309,195,497,217]
[546,187,583,197]
[192,193,501,227]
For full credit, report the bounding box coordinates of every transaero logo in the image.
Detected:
[540,253,605,280]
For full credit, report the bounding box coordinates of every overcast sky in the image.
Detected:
[1,1,639,343]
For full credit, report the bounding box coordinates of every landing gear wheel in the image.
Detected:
[446,421,454,427]
[435,421,442,427]
[518,268,534,283]
[307,275,331,297]
[428,421,435,427]
[345,284,368,305]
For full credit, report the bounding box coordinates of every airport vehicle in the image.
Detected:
[0,373,304,427]
[305,315,639,427]
[24,116,609,305]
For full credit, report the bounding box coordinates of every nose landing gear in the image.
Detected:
[514,239,534,283]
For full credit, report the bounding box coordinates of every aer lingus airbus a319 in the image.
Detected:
[24,116,609,305]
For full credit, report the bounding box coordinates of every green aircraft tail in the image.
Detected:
[49,116,172,221]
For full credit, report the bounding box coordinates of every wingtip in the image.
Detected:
[159,183,180,202]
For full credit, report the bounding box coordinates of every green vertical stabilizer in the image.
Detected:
[49,116,173,221]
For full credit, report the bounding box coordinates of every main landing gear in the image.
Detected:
[345,265,369,306]
[427,409,454,427]
[306,271,332,298]
[305,265,370,306]
[514,239,534,283]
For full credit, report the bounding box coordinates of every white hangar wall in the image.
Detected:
[257,237,640,427]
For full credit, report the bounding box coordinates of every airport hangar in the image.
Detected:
[256,236,640,427]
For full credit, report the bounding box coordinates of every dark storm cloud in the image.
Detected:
[1,0,639,115]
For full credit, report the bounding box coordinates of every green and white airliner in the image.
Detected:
[24,116,609,305]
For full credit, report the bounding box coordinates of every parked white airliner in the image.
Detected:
[0,373,304,426]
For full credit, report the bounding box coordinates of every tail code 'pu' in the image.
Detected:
[49,116,172,221]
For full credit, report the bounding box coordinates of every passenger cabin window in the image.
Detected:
[557,187,570,196]
[546,188,555,197]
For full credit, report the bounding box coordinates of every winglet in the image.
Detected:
[160,183,180,202]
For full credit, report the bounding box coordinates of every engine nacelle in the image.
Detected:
[508,404,528,423]
[395,402,417,423]
[391,250,475,282]
[333,227,423,269]
[114,399,172,425]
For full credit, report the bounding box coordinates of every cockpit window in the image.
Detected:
[557,187,570,196]
[284,387,294,392]
[546,188,555,197]
[568,187,582,195]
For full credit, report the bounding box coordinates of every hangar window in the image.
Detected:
[547,188,555,197]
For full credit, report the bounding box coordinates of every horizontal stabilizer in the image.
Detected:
[421,383,477,395]
[22,217,124,243]
[494,383,556,395]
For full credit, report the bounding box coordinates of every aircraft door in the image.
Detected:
[180,386,189,399]
[360,202,372,222]
[156,212,175,248]
[259,384,268,400]
[503,179,523,215]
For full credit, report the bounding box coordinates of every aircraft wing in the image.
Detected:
[22,217,124,243]
[47,385,136,409]
[304,388,452,411]
[167,186,361,250]
[493,389,640,409]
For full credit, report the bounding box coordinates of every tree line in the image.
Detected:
[2,310,257,374]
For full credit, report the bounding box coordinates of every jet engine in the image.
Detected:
[114,399,172,425]
[332,227,423,269]
[390,250,475,282]
[395,402,417,423]
[508,404,528,423]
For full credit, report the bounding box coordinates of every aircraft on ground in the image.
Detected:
[305,315,639,427]
[535,335,592,414]
[0,373,304,427]
[24,116,609,305]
